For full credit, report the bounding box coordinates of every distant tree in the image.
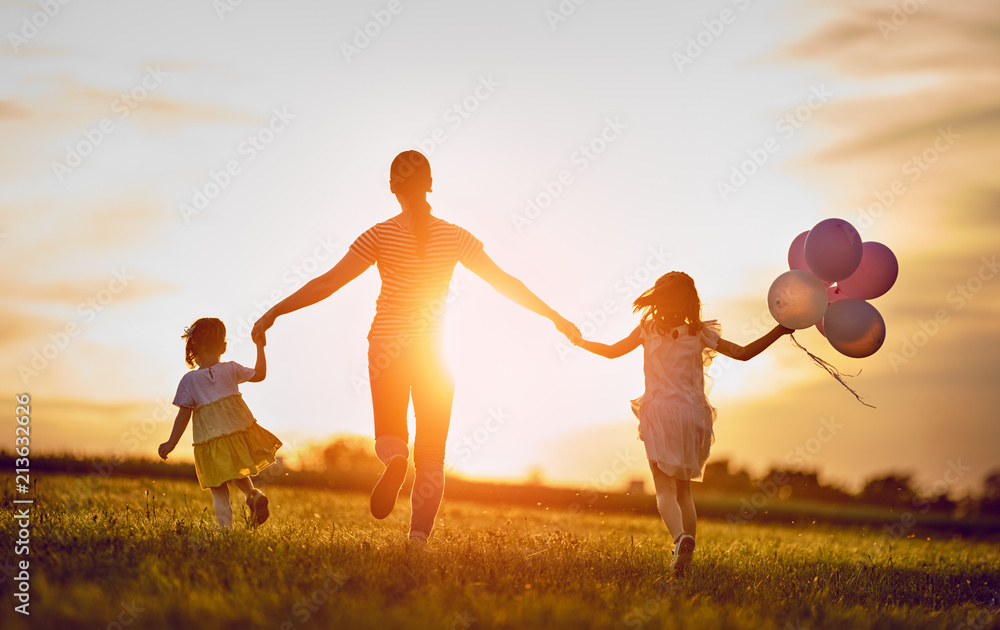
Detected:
[859,473,918,507]
[980,470,1000,516]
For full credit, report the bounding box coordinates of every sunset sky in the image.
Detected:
[3,0,998,496]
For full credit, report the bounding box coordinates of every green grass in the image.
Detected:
[1,475,998,630]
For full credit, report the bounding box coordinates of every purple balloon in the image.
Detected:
[788,230,810,271]
[767,270,829,330]
[815,285,849,337]
[804,218,863,283]
[837,241,898,300]
[823,298,886,358]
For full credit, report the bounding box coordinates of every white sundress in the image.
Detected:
[630,319,721,481]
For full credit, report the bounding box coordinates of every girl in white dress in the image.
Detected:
[159,317,282,529]
[577,271,791,577]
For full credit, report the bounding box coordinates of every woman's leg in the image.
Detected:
[369,336,413,518]
[408,336,455,539]
[209,484,233,529]
[648,463,685,541]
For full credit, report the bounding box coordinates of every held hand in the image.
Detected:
[555,317,582,345]
[158,441,175,460]
[777,325,795,335]
[251,310,275,346]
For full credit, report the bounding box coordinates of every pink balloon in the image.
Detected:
[837,241,898,300]
[804,218,863,283]
[788,230,831,286]
[815,285,849,337]
[822,298,886,358]
[788,231,810,271]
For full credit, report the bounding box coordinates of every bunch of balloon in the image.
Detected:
[772,218,898,359]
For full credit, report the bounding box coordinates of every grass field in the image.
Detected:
[1,475,998,630]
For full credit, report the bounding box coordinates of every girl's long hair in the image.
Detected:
[390,150,433,258]
[632,271,703,335]
[181,317,226,368]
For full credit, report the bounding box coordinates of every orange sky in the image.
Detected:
[2,0,998,496]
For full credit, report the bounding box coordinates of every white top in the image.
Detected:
[173,361,256,409]
[636,319,721,409]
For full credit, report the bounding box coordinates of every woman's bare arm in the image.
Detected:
[464,251,581,342]
[251,250,371,343]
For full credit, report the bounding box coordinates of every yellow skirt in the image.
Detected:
[191,394,282,489]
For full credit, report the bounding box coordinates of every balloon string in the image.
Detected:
[789,333,876,409]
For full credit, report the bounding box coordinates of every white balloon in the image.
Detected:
[767,270,829,329]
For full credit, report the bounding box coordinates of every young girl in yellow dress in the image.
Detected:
[576,271,791,577]
[159,317,282,528]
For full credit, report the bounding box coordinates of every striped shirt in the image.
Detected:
[349,217,485,339]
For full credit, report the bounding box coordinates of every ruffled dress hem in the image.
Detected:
[190,394,282,489]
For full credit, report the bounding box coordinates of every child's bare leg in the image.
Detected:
[210,484,233,529]
[230,476,255,500]
[649,463,684,541]
[676,479,697,537]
